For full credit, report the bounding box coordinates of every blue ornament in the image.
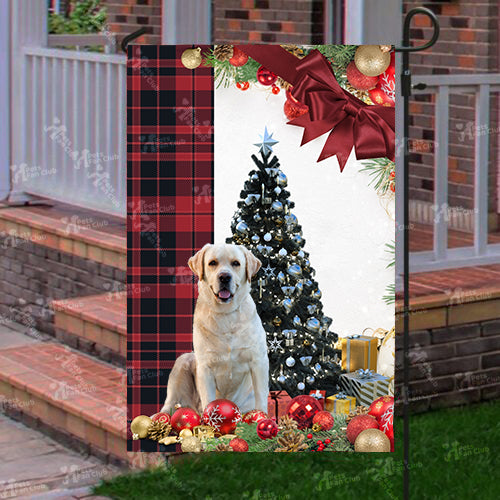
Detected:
[306,318,320,333]
[236,221,249,233]
[287,264,302,278]
[277,172,287,187]
[272,200,283,212]
[278,248,287,257]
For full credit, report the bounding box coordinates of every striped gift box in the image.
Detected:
[339,370,390,407]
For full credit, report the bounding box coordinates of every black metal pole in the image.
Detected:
[395,8,439,500]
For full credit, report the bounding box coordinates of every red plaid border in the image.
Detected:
[127,45,213,451]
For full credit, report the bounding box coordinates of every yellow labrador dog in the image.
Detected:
[161,243,269,415]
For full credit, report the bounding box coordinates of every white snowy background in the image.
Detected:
[214,85,394,337]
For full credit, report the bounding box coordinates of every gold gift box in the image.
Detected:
[325,393,356,414]
[341,335,378,372]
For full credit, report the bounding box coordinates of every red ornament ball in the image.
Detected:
[285,395,322,430]
[229,437,249,452]
[368,396,394,422]
[312,411,335,431]
[307,433,313,439]
[379,404,394,452]
[369,87,394,107]
[271,84,280,95]
[236,81,249,91]
[284,89,309,121]
[257,65,277,86]
[202,399,242,435]
[346,415,378,444]
[346,61,379,90]
[170,407,201,434]
[151,412,171,425]
[229,47,249,67]
[256,418,279,440]
[242,409,268,424]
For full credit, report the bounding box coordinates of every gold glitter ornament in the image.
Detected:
[130,415,152,440]
[181,47,202,69]
[354,428,391,452]
[181,435,202,453]
[354,45,391,77]
[379,45,392,53]
[179,428,193,439]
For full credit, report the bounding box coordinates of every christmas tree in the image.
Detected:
[226,129,342,397]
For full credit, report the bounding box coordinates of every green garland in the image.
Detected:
[203,415,353,453]
[204,45,357,90]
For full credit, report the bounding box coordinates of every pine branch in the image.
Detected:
[359,158,395,195]
[383,283,396,305]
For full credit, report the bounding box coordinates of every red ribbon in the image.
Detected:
[236,45,395,171]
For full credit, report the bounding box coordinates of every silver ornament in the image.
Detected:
[254,213,262,222]
[306,375,315,384]
[283,329,297,339]
[287,264,302,278]
[312,289,322,299]
[274,187,281,195]
[293,234,304,245]
[277,172,287,186]
[314,363,322,372]
[307,305,317,315]
[251,173,259,181]
[281,286,295,296]
[286,356,295,367]
[297,382,305,391]
[251,235,260,243]
[293,315,301,327]
[282,298,293,313]
[300,356,312,366]
[263,233,272,242]
[236,221,249,233]
[306,318,321,333]
[272,200,283,212]
[278,248,287,257]
[277,374,286,384]
[277,272,286,283]
[298,250,305,258]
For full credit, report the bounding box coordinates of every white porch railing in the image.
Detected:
[399,73,500,273]
[9,0,126,217]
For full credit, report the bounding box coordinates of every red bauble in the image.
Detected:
[346,415,378,444]
[379,404,394,452]
[368,396,394,422]
[202,399,242,435]
[229,47,249,67]
[368,87,394,107]
[377,55,395,105]
[242,409,268,424]
[346,61,379,90]
[229,437,249,452]
[284,90,309,121]
[285,395,322,430]
[271,84,280,95]
[257,65,277,86]
[236,81,249,91]
[170,407,201,434]
[151,412,171,425]
[256,418,279,440]
[312,411,335,431]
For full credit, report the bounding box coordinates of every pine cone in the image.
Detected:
[214,44,234,62]
[274,432,308,452]
[344,82,373,105]
[278,415,298,432]
[147,421,172,441]
[214,442,233,452]
[281,44,305,59]
[346,405,369,424]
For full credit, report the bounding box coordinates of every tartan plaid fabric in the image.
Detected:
[127,45,213,451]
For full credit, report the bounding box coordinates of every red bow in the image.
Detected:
[236,46,395,171]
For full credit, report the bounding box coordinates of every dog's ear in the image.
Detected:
[188,244,211,280]
[243,247,261,282]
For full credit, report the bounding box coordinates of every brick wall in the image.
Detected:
[0,237,125,337]
[404,0,499,220]
[395,321,500,414]
[102,0,162,44]
[213,0,324,44]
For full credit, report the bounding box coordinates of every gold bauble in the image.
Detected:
[130,415,152,440]
[181,47,202,69]
[379,44,392,53]
[354,45,391,77]
[181,435,202,453]
[179,428,193,439]
[354,429,391,452]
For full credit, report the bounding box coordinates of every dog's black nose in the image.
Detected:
[218,273,231,284]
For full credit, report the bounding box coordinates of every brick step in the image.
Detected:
[0,343,129,463]
[52,293,126,367]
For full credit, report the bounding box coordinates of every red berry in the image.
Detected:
[236,81,249,91]
[389,171,395,179]
[316,440,322,445]
[307,433,313,439]
[272,84,280,95]
[325,438,331,444]
[390,182,395,192]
